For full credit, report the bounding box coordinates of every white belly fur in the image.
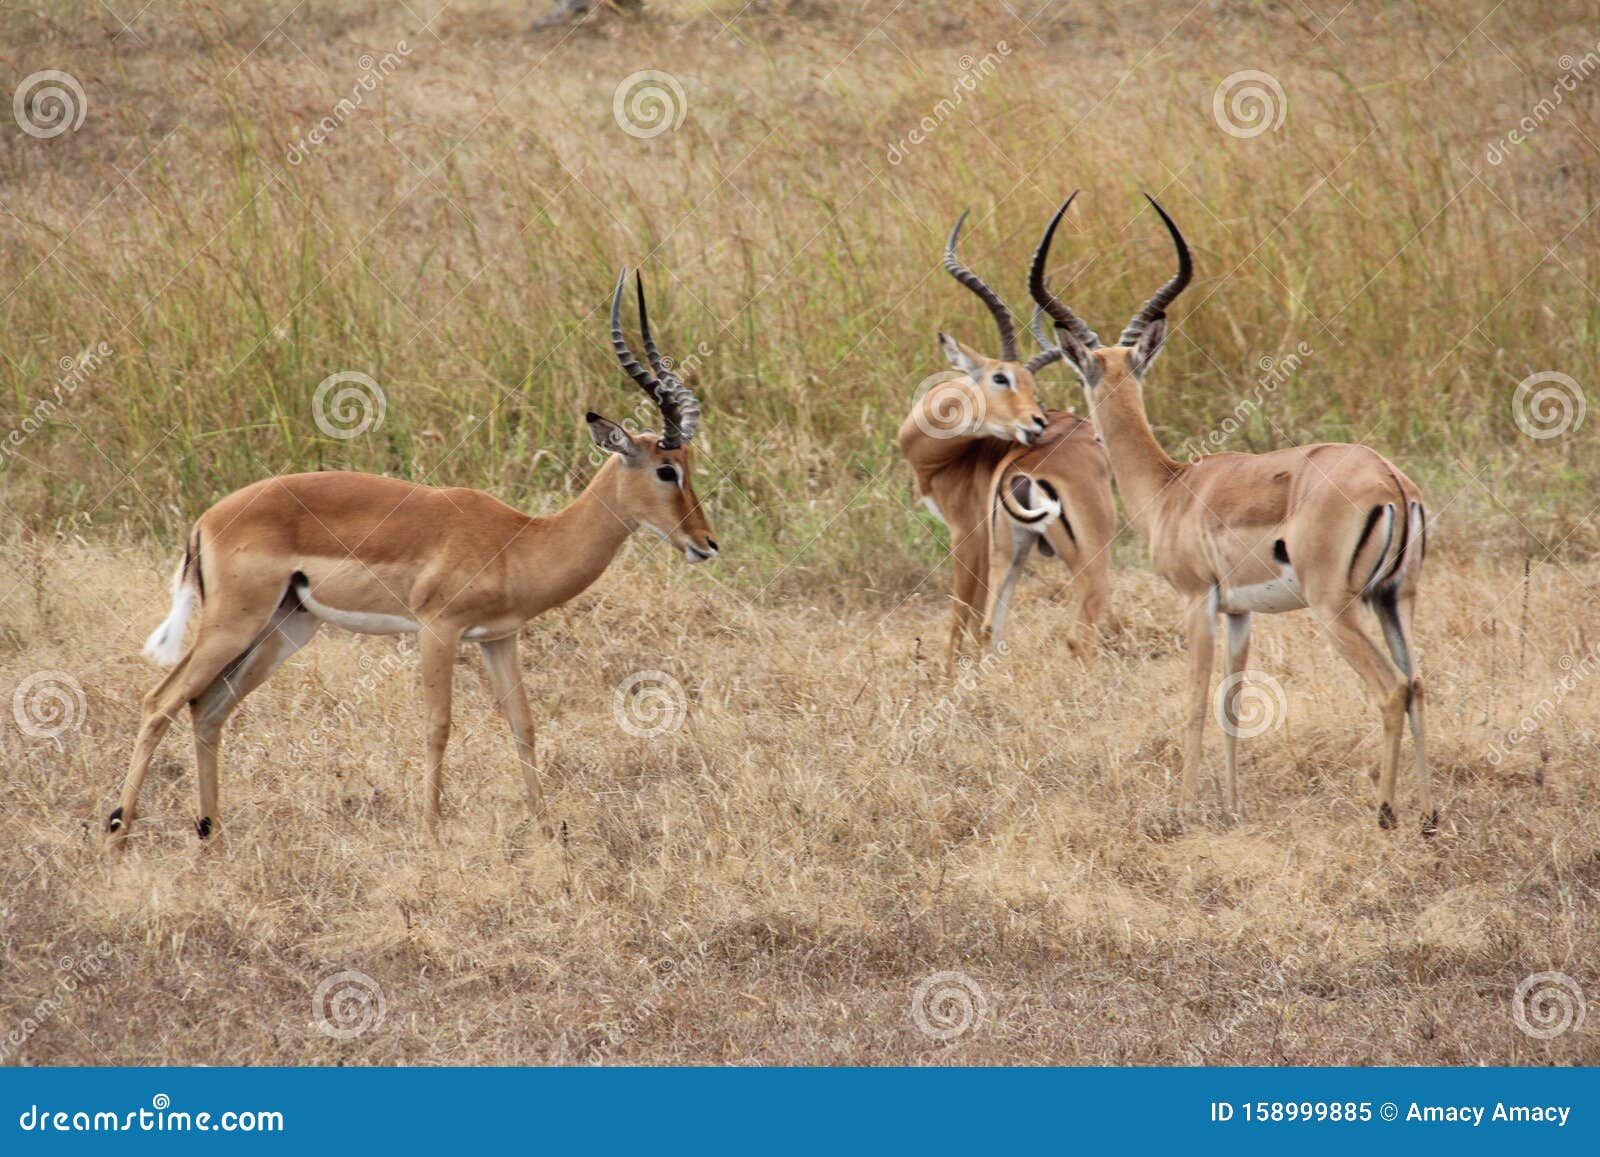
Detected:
[1217,567,1307,614]
[294,581,420,635]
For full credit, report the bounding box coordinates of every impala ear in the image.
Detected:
[587,412,642,461]
[938,333,985,381]
[1129,316,1168,377]
[1053,326,1102,389]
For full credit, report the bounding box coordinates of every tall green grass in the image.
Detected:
[2,0,1596,596]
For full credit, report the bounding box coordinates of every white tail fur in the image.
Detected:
[142,554,196,666]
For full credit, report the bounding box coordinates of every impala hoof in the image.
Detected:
[1378,802,1397,830]
[106,806,124,834]
[195,816,213,840]
[1421,810,1439,837]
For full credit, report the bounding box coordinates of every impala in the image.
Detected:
[898,210,1116,673]
[107,269,717,853]
[1030,192,1433,831]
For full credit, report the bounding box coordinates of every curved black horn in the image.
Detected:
[611,269,700,449]
[1028,191,1100,352]
[944,209,1018,361]
[635,271,700,447]
[1117,194,1192,347]
[1023,306,1066,374]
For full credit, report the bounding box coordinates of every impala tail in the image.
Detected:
[1352,495,1426,602]
[142,529,202,666]
[995,469,1061,529]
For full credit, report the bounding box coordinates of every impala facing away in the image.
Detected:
[1031,193,1433,832]
[108,269,716,854]
[898,210,1117,673]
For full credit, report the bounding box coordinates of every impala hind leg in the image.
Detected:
[189,605,321,841]
[1375,592,1434,833]
[1312,602,1410,830]
[1219,612,1253,816]
[108,600,286,855]
[982,525,1033,652]
[478,635,544,818]
[1069,550,1112,658]
[1180,598,1217,806]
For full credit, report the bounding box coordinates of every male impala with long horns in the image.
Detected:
[108,269,717,854]
[1030,193,1433,832]
[899,210,1117,674]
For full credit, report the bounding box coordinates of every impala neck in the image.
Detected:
[899,403,992,488]
[517,457,635,604]
[1086,371,1182,536]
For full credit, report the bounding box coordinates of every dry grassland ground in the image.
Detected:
[2,1,1599,1065]
[4,544,1599,1065]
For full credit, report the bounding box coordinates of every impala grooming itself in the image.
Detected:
[898,210,1116,672]
[1031,192,1433,831]
[108,269,716,854]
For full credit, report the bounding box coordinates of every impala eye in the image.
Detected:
[992,373,1011,388]
[655,465,679,484]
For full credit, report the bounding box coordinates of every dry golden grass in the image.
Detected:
[2,1,1599,1066]
[2,539,1598,1064]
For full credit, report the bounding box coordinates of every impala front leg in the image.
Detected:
[1220,611,1253,816]
[419,624,461,835]
[1180,597,1217,806]
[479,635,545,819]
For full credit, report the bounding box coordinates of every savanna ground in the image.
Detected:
[1,0,1597,1065]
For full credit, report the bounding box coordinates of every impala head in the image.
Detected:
[595,268,718,563]
[1029,190,1192,409]
[935,210,1064,445]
